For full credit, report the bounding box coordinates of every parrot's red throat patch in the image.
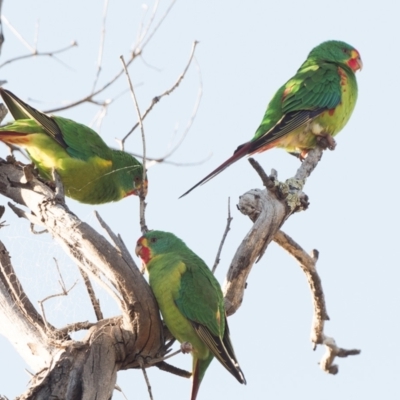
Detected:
[347,50,362,72]
[135,237,152,264]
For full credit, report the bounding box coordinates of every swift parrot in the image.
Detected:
[180,40,362,197]
[0,88,147,204]
[135,230,246,400]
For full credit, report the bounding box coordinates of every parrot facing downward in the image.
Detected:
[180,40,362,197]
[0,88,147,204]
[135,230,246,400]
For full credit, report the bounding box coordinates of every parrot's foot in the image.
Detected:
[180,342,193,354]
[316,134,336,151]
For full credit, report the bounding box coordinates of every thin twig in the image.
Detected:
[114,384,129,400]
[0,41,77,69]
[248,158,275,190]
[38,259,78,330]
[155,361,191,378]
[146,58,203,167]
[120,55,148,234]
[137,0,177,51]
[212,198,233,274]
[120,40,199,146]
[138,357,154,400]
[147,348,182,365]
[1,16,35,52]
[78,267,103,321]
[44,1,176,114]
[91,0,109,93]
[128,150,212,168]
[134,0,159,50]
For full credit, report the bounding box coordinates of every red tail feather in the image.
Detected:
[191,359,200,400]
[0,131,30,145]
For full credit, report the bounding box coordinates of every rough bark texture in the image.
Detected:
[0,160,165,399]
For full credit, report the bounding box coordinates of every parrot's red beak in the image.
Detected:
[347,50,363,72]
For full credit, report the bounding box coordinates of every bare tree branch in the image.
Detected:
[273,230,361,374]
[0,240,56,371]
[223,146,323,315]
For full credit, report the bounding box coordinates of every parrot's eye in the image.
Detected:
[342,48,349,54]
[150,237,157,243]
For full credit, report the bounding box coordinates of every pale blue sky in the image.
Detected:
[0,0,399,399]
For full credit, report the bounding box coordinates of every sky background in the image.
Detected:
[0,0,399,399]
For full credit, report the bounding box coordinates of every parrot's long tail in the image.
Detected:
[180,140,261,198]
[179,136,279,198]
[191,355,213,400]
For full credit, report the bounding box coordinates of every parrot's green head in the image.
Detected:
[135,230,184,264]
[307,40,362,73]
[112,151,148,198]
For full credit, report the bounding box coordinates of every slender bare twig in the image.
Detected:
[155,361,191,378]
[1,16,35,52]
[273,229,360,374]
[38,259,78,330]
[136,0,177,52]
[78,267,103,321]
[134,0,159,50]
[114,384,129,400]
[145,58,203,168]
[30,223,47,235]
[212,198,233,274]
[120,55,148,234]
[120,40,199,146]
[44,2,176,114]
[91,0,109,93]
[0,41,77,69]
[126,150,212,168]
[248,158,275,190]
[138,356,154,400]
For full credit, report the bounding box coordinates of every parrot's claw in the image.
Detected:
[316,135,336,151]
[180,342,193,354]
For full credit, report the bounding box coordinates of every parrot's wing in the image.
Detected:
[250,63,342,152]
[52,116,111,161]
[0,88,67,148]
[0,88,112,161]
[176,259,245,383]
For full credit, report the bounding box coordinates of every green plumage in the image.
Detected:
[136,231,245,400]
[180,40,362,197]
[0,89,146,204]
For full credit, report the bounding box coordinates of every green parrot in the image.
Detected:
[0,88,147,204]
[135,230,246,400]
[180,40,362,197]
